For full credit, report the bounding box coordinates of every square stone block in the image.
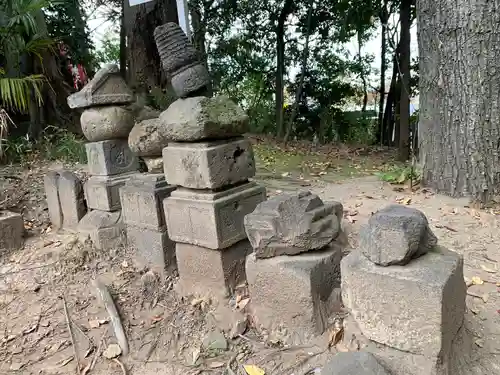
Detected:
[341,247,466,358]
[175,240,251,298]
[77,210,126,250]
[0,211,24,252]
[126,225,176,274]
[162,137,256,189]
[86,140,139,176]
[84,173,134,211]
[120,174,176,230]
[58,171,87,230]
[246,243,342,339]
[44,171,62,229]
[164,182,266,249]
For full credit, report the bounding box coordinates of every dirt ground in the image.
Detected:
[2,144,500,374]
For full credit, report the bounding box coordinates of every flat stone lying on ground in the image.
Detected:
[128,118,167,157]
[77,210,126,250]
[119,174,176,230]
[246,243,342,338]
[67,64,134,109]
[86,140,139,176]
[244,191,341,258]
[321,352,390,375]
[175,240,252,298]
[0,211,24,252]
[84,173,134,212]
[162,137,256,189]
[164,181,266,249]
[126,225,176,274]
[158,96,249,142]
[360,204,438,266]
[80,106,135,142]
[341,246,466,358]
[58,171,87,230]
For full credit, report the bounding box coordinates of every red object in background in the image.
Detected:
[58,42,88,90]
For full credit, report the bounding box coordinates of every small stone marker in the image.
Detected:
[321,352,390,375]
[359,204,437,266]
[244,191,341,258]
[44,171,63,229]
[58,171,87,230]
[0,211,24,252]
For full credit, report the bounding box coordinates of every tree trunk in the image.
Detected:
[376,0,388,145]
[357,29,368,117]
[417,0,500,203]
[125,0,178,94]
[120,0,127,78]
[275,0,294,138]
[284,0,314,143]
[383,44,399,146]
[398,0,411,161]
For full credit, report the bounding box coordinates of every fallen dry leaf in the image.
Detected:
[475,339,485,348]
[328,319,344,349]
[471,276,484,285]
[244,365,265,375]
[481,265,497,274]
[237,298,250,310]
[103,344,122,359]
[209,361,225,369]
[89,320,101,329]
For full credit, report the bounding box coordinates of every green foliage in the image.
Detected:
[375,165,421,184]
[93,31,119,67]
[0,125,86,164]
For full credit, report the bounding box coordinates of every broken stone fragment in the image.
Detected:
[80,106,135,142]
[158,96,249,141]
[67,64,133,109]
[360,204,438,266]
[244,191,341,258]
[0,211,24,252]
[143,156,163,173]
[321,352,390,375]
[128,118,168,157]
[154,23,210,98]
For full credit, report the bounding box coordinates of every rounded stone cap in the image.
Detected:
[81,106,135,142]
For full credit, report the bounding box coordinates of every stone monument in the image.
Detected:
[0,211,24,253]
[244,191,344,341]
[154,23,266,298]
[67,64,139,250]
[341,204,466,375]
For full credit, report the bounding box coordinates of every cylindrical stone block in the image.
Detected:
[81,106,134,142]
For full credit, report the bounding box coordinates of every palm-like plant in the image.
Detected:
[0,0,56,158]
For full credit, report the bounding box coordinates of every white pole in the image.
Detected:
[176,0,191,39]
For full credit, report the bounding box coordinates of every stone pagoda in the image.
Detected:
[67,64,139,250]
[152,22,266,298]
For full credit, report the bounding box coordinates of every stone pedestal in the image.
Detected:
[77,210,125,250]
[0,211,24,252]
[120,174,177,272]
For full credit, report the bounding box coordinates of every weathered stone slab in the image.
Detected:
[143,156,163,173]
[44,171,62,229]
[58,171,87,230]
[120,174,176,230]
[84,173,134,211]
[126,225,175,274]
[360,204,438,266]
[86,140,139,176]
[154,23,210,98]
[175,240,251,298]
[163,137,256,189]
[341,247,466,358]
[67,64,134,109]
[158,96,249,141]
[81,106,135,142]
[321,352,390,375]
[77,210,126,250]
[0,211,24,252]
[244,191,340,258]
[246,243,342,339]
[128,118,167,157]
[164,182,266,249]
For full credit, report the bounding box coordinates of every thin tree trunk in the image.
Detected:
[284,0,314,143]
[120,0,127,78]
[417,0,500,203]
[398,0,411,161]
[376,0,388,145]
[383,43,399,146]
[275,0,294,138]
[357,29,368,117]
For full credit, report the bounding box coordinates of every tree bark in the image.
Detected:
[357,29,368,117]
[376,0,389,145]
[275,0,294,138]
[417,0,500,203]
[125,0,178,94]
[398,0,411,161]
[284,0,314,143]
[120,0,127,78]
